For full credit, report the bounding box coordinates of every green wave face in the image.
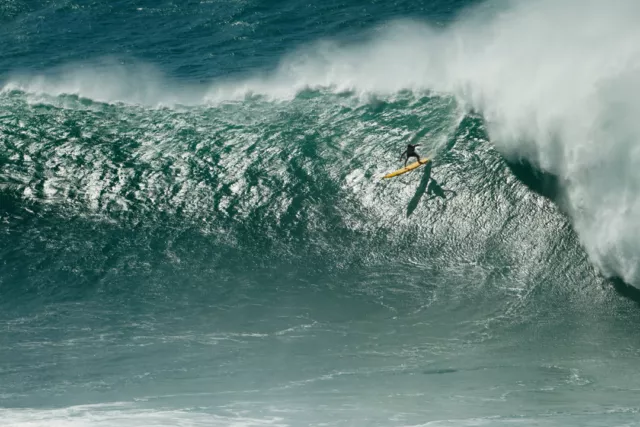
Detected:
[0,88,594,299]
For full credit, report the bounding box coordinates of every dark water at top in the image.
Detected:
[0,0,477,80]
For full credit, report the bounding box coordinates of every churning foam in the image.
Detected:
[210,0,640,285]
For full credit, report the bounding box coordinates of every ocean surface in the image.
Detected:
[3,0,640,425]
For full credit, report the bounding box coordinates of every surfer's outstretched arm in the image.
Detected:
[399,149,407,160]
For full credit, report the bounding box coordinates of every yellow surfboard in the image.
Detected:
[383,158,430,179]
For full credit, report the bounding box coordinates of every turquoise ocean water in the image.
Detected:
[3,0,640,425]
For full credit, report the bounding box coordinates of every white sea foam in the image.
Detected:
[0,404,287,427]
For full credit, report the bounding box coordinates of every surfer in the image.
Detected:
[400,144,421,167]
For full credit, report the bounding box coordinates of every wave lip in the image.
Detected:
[2,60,208,106]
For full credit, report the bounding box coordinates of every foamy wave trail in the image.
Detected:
[3,60,207,106]
[1,404,287,427]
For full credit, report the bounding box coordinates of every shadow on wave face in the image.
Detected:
[610,277,640,306]
[505,158,560,202]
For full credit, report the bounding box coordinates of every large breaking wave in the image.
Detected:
[3,0,640,286]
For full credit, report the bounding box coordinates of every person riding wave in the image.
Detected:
[400,144,421,167]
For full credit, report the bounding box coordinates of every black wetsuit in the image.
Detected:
[400,144,421,166]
